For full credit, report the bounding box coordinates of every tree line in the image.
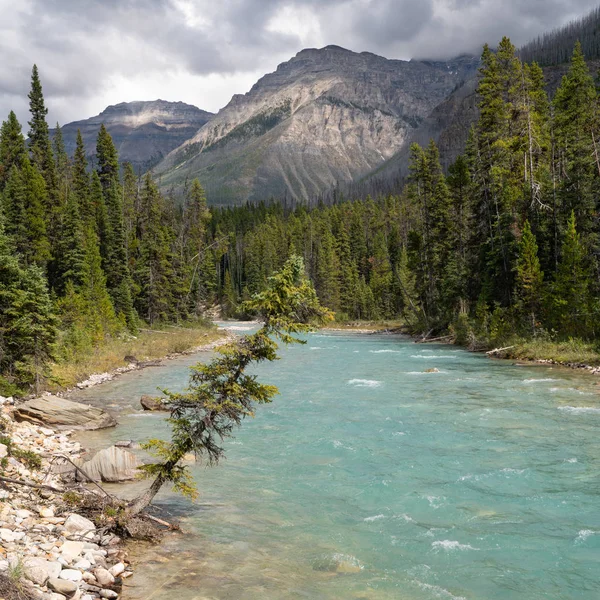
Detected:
[520,6,600,66]
[0,67,219,394]
[211,39,600,346]
[2,37,599,394]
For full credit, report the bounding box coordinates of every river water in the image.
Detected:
[69,327,600,600]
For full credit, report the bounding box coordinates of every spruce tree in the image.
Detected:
[27,65,58,212]
[72,129,93,224]
[551,211,592,337]
[96,124,119,190]
[514,220,544,334]
[0,111,27,189]
[553,42,598,248]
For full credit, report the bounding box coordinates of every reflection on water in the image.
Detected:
[70,328,600,599]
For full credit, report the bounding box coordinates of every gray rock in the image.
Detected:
[140,395,167,411]
[14,395,116,430]
[77,446,141,483]
[52,101,213,176]
[47,577,78,596]
[59,569,83,582]
[93,567,115,587]
[99,590,118,599]
[0,443,7,458]
[23,558,62,585]
[60,540,85,561]
[152,47,479,205]
[64,514,95,535]
[108,562,125,577]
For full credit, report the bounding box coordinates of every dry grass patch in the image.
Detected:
[504,338,600,366]
[49,323,227,390]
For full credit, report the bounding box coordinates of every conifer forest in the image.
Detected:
[2,37,600,393]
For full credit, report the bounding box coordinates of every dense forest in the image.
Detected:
[2,35,600,394]
[520,6,600,66]
[0,66,217,394]
[212,38,600,347]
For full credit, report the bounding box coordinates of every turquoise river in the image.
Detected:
[70,326,600,600]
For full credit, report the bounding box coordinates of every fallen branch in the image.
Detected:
[144,514,180,530]
[416,335,454,343]
[55,454,115,499]
[486,345,516,355]
[0,475,65,493]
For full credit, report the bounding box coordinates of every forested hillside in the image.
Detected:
[210,38,600,349]
[3,35,600,395]
[0,67,219,395]
[520,6,600,66]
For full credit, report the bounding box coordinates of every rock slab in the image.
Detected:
[14,395,116,430]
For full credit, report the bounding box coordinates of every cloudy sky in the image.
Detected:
[1,0,598,126]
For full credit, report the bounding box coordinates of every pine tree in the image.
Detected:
[80,225,120,343]
[3,159,51,268]
[550,211,593,337]
[553,42,598,248]
[52,192,86,295]
[133,174,176,324]
[103,178,135,326]
[514,220,544,334]
[96,124,119,190]
[72,129,93,224]
[0,111,27,189]
[27,65,58,213]
[0,214,56,392]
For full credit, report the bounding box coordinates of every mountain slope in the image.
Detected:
[54,100,213,173]
[154,46,479,204]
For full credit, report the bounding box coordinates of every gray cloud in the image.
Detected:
[0,0,598,127]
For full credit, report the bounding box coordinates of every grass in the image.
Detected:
[503,337,600,366]
[48,321,227,391]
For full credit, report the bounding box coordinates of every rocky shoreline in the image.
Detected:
[0,413,131,600]
[0,330,239,600]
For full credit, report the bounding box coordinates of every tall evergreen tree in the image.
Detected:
[0,111,27,189]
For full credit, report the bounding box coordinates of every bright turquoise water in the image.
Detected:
[71,328,600,600]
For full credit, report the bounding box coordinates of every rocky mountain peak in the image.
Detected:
[153,46,479,205]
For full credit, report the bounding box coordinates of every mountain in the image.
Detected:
[360,57,600,196]
[53,100,213,173]
[153,46,479,205]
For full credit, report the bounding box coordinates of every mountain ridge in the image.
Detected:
[52,99,213,173]
[153,45,479,204]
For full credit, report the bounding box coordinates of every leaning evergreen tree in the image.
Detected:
[127,255,331,514]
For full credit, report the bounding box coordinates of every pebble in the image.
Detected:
[59,568,83,582]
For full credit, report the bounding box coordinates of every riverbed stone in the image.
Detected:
[23,558,62,585]
[93,567,115,587]
[99,591,118,599]
[140,395,167,411]
[59,569,83,582]
[64,514,95,535]
[60,540,85,561]
[14,395,117,430]
[47,577,78,596]
[108,562,125,577]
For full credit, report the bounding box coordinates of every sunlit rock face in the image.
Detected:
[154,46,479,205]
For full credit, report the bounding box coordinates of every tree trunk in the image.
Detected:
[127,473,166,516]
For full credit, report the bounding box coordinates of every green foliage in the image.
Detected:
[132,256,330,510]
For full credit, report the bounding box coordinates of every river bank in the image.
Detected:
[49,323,227,393]
[0,411,132,600]
[332,321,600,376]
